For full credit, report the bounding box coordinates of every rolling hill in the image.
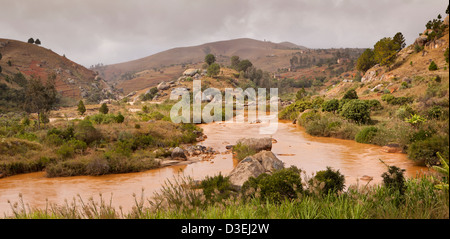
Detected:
[0,38,116,103]
[94,38,310,93]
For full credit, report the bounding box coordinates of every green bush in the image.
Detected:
[116,112,125,123]
[355,126,378,144]
[232,142,257,161]
[199,173,234,203]
[428,61,438,71]
[381,164,406,196]
[241,166,303,204]
[407,135,449,166]
[340,99,371,124]
[278,100,312,120]
[310,167,345,195]
[363,99,383,111]
[56,144,75,159]
[342,89,358,100]
[298,110,321,126]
[396,105,416,120]
[427,106,445,120]
[86,158,110,176]
[74,119,102,145]
[322,99,339,112]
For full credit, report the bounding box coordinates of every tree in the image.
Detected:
[373,37,398,69]
[296,88,307,100]
[356,49,376,73]
[205,54,216,66]
[77,100,86,115]
[342,89,358,100]
[35,39,41,45]
[99,103,109,114]
[230,56,240,69]
[207,63,220,77]
[340,99,371,124]
[237,59,253,72]
[24,74,58,129]
[27,38,35,44]
[393,32,406,51]
[428,61,438,71]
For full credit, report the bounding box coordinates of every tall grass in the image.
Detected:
[4,174,448,219]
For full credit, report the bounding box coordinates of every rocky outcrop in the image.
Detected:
[228,150,284,186]
[157,82,170,91]
[183,69,198,77]
[171,147,187,161]
[236,137,272,152]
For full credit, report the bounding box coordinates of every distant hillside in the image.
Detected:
[0,38,116,104]
[95,38,362,94]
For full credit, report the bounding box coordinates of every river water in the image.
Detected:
[0,118,427,217]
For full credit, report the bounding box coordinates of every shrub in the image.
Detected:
[115,112,125,123]
[74,119,102,145]
[381,94,395,103]
[364,99,383,110]
[445,48,449,63]
[298,110,321,126]
[322,99,339,112]
[381,164,406,196]
[342,89,358,100]
[241,166,303,204]
[355,126,378,144]
[99,103,109,114]
[340,99,371,124]
[396,105,416,120]
[86,157,110,176]
[428,61,438,71]
[427,106,444,120]
[278,100,312,120]
[135,124,141,129]
[56,144,75,159]
[199,173,234,203]
[407,135,449,166]
[232,142,257,161]
[310,167,345,195]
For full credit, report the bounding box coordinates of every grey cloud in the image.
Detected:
[0,0,447,67]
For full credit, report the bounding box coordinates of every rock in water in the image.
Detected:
[171,147,187,161]
[252,151,284,172]
[228,157,266,186]
[236,137,272,152]
[228,150,284,186]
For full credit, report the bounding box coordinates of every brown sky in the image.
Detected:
[0,0,447,67]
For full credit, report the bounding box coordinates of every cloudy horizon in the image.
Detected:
[1,0,447,67]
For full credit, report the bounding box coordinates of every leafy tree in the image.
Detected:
[230,55,240,69]
[342,89,358,100]
[373,37,398,69]
[380,161,406,196]
[322,99,339,112]
[99,103,109,114]
[296,88,307,100]
[205,54,216,66]
[356,49,376,73]
[237,59,253,72]
[24,74,58,129]
[393,32,406,51]
[27,38,35,44]
[310,167,345,194]
[207,63,220,77]
[428,61,438,71]
[340,99,371,124]
[77,100,86,116]
[35,39,41,45]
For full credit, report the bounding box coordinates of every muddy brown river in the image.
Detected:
[0,119,427,217]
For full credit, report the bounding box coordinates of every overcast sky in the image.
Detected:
[1,0,447,67]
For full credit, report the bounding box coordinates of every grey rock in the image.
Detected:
[171,147,187,161]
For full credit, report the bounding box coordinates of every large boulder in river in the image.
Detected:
[228,150,284,186]
[171,147,187,161]
[252,151,284,172]
[228,157,266,187]
[236,137,272,152]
